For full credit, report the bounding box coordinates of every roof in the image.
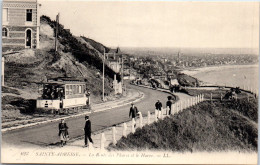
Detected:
[47,77,85,84]
[108,47,121,54]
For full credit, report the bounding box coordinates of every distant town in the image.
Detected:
[117,49,258,80]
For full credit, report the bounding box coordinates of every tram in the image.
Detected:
[36,77,90,113]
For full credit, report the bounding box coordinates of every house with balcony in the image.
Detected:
[2,0,40,49]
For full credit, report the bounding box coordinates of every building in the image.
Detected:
[2,0,40,49]
[105,47,122,73]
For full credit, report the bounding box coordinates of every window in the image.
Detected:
[79,85,82,94]
[2,28,8,37]
[2,8,8,22]
[26,9,32,22]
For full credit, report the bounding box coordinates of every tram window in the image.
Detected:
[42,85,64,99]
[69,85,72,95]
[79,85,82,94]
[75,85,78,94]
[72,85,74,94]
[65,85,69,95]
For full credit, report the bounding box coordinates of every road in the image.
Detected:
[2,84,172,148]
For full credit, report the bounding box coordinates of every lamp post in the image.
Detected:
[103,48,105,101]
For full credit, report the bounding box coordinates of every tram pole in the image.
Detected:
[55,13,59,53]
[103,48,105,101]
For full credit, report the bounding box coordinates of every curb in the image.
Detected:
[2,90,145,133]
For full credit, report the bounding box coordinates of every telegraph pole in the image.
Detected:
[103,48,105,101]
[121,55,124,85]
[55,13,59,53]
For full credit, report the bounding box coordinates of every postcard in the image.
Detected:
[1,0,259,164]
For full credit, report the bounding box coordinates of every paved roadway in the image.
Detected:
[2,84,172,148]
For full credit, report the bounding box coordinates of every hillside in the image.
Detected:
[4,15,121,100]
[2,15,123,124]
[109,97,258,152]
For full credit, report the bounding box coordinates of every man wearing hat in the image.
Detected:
[84,115,93,147]
[155,100,162,118]
[129,103,139,127]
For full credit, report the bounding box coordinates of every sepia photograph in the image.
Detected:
[1,0,259,164]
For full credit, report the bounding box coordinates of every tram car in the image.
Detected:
[36,77,90,113]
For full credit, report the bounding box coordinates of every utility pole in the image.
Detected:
[55,13,59,53]
[121,55,124,85]
[103,48,105,101]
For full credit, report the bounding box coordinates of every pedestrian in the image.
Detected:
[155,100,162,119]
[58,119,69,147]
[84,115,93,147]
[129,103,139,127]
[166,96,172,115]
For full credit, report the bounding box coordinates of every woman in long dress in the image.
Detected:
[58,119,69,147]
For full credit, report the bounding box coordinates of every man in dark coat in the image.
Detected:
[155,100,162,118]
[155,100,162,110]
[166,96,172,115]
[84,115,93,147]
[129,103,139,119]
[129,103,139,127]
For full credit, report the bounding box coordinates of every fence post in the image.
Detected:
[139,112,143,128]
[154,110,158,122]
[122,123,127,137]
[131,118,136,133]
[100,133,106,150]
[171,104,174,115]
[165,107,168,116]
[155,109,158,119]
[112,127,117,145]
[147,111,151,124]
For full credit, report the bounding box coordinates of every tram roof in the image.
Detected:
[46,77,86,85]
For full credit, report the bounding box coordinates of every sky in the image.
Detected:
[39,1,259,49]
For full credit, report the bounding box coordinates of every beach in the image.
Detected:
[181,64,259,90]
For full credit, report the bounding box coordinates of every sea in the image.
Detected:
[192,65,259,91]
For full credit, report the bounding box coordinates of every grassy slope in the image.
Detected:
[108,98,258,152]
[2,15,119,123]
[4,16,117,99]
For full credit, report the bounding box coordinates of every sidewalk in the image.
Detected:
[54,86,195,150]
[2,88,144,132]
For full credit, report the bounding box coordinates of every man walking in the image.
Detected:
[155,100,162,118]
[166,96,172,115]
[129,103,139,127]
[84,115,93,147]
